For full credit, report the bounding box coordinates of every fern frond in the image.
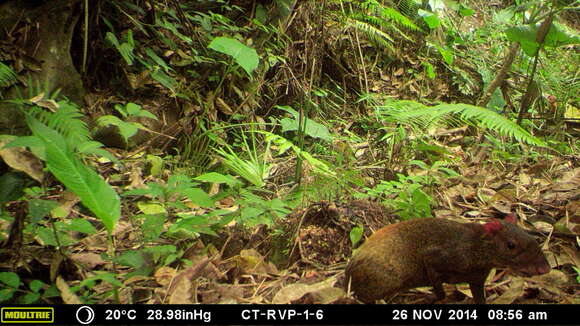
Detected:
[377,100,546,146]
[0,62,17,88]
[29,101,91,148]
[347,18,395,52]
[380,7,421,32]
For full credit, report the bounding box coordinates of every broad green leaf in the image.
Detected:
[0,172,25,204]
[181,188,214,207]
[276,106,332,141]
[137,202,167,214]
[0,272,20,288]
[141,214,166,241]
[0,288,15,302]
[97,115,139,142]
[21,292,41,304]
[506,23,580,56]
[459,5,475,17]
[349,225,364,246]
[28,118,120,234]
[195,172,241,187]
[208,37,259,76]
[418,9,440,29]
[28,199,58,222]
[67,219,98,235]
[115,250,146,269]
[435,45,454,65]
[146,155,164,177]
[29,280,45,293]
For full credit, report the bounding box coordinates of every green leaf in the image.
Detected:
[0,61,17,87]
[146,48,172,72]
[28,199,58,223]
[97,115,139,143]
[21,292,41,304]
[150,69,178,91]
[181,188,214,207]
[418,9,440,29]
[29,280,45,293]
[0,172,25,204]
[506,23,580,57]
[27,118,120,234]
[137,202,167,215]
[141,214,166,241]
[276,106,332,141]
[194,172,241,187]
[349,226,364,246]
[435,45,454,65]
[459,5,475,17]
[37,227,58,246]
[0,288,16,302]
[115,251,146,269]
[0,272,20,288]
[208,37,259,76]
[105,32,134,65]
[67,219,98,235]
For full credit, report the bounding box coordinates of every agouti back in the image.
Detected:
[345,216,550,303]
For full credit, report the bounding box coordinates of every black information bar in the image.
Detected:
[0,304,576,325]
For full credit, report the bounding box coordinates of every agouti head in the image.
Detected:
[481,215,550,276]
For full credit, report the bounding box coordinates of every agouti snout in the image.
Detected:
[345,216,550,304]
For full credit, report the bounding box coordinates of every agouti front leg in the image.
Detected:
[424,265,446,301]
[432,281,446,301]
[423,248,450,302]
[468,271,490,304]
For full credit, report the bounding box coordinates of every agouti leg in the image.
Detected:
[469,281,486,304]
[433,281,446,300]
[468,273,489,304]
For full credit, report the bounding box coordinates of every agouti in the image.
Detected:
[345,216,550,303]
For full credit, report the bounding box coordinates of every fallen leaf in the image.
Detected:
[272,276,336,304]
[491,278,524,304]
[56,276,82,304]
[0,136,43,182]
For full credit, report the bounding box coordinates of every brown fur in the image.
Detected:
[345,218,550,303]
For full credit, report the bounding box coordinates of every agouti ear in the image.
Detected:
[504,213,517,225]
[482,219,503,236]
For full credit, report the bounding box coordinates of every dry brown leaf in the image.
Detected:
[167,274,192,304]
[70,253,106,269]
[154,266,176,286]
[236,249,278,274]
[167,259,210,303]
[34,99,59,112]
[491,278,524,304]
[534,269,569,287]
[0,137,44,182]
[215,97,233,115]
[304,287,345,304]
[56,276,82,304]
[272,276,336,304]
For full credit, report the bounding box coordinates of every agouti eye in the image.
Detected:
[507,241,516,250]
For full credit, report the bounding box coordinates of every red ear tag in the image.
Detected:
[483,219,503,235]
[504,213,517,224]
